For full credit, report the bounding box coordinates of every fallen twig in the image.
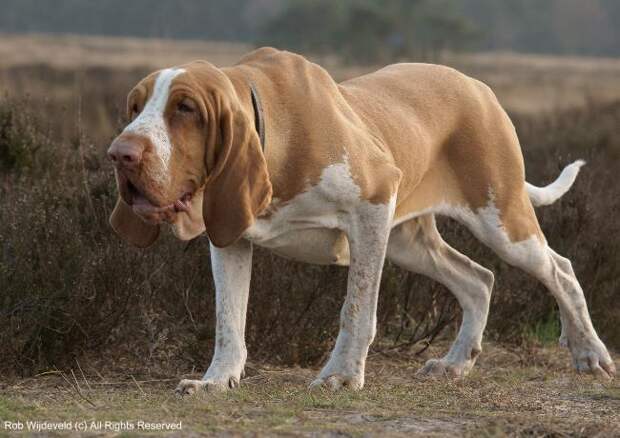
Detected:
[75,359,93,392]
[131,375,146,396]
[54,367,97,408]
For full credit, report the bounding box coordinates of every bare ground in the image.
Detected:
[1,343,618,437]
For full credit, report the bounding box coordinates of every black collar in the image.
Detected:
[250,83,266,150]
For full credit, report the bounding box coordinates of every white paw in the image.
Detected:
[416,358,473,378]
[310,354,366,391]
[175,376,240,396]
[571,340,616,380]
[309,373,364,391]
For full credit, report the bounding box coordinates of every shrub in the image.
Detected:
[0,96,50,172]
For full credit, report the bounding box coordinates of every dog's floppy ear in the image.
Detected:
[202,96,272,248]
[110,197,160,248]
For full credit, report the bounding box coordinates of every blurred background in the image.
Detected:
[0,1,619,377]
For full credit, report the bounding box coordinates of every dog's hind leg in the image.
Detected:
[387,215,494,377]
[453,189,615,379]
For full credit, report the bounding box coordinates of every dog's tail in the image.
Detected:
[526,160,585,207]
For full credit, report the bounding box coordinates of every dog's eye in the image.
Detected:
[177,100,195,114]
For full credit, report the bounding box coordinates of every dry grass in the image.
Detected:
[0,34,248,142]
[335,51,620,115]
[1,343,618,437]
[447,52,620,114]
[0,33,250,70]
[3,33,620,142]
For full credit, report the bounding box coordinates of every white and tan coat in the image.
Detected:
[106,48,615,394]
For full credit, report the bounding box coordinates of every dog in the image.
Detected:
[107,48,615,394]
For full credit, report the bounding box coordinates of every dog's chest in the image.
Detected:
[243,193,351,266]
[243,162,360,266]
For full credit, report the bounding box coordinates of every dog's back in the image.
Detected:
[341,63,529,231]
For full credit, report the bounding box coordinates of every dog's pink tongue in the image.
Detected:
[174,199,189,213]
[132,196,172,217]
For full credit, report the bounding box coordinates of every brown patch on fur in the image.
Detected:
[122,76,206,207]
[201,88,273,247]
[170,61,272,247]
[126,73,157,117]
[113,49,545,247]
[224,51,348,204]
[109,198,159,248]
[341,63,543,242]
[224,49,402,206]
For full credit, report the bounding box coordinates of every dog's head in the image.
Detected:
[108,61,272,248]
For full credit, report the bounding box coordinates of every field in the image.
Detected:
[1,33,620,436]
[4,33,620,142]
[2,343,619,436]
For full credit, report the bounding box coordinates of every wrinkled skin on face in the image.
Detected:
[109,60,272,247]
[109,65,213,239]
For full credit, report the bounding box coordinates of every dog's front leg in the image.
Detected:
[310,201,395,391]
[176,239,252,395]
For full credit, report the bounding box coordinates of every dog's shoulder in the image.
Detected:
[236,47,313,69]
[233,47,336,90]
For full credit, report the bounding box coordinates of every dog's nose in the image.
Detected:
[107,138,144,168]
